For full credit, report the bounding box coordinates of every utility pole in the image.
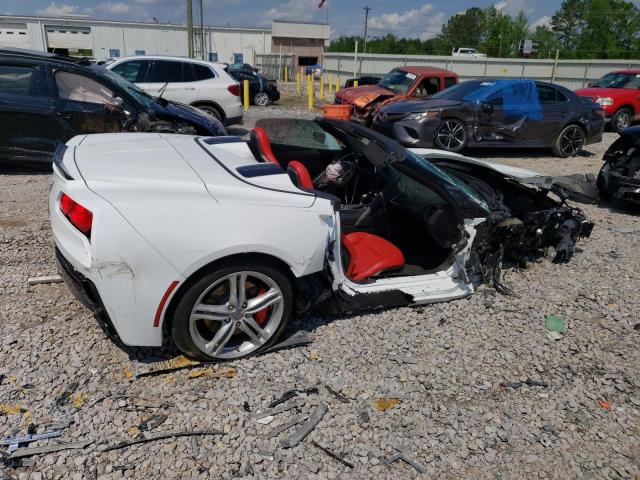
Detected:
[199,0,205,59]
[186,0,193,58]
[363,6,371,54]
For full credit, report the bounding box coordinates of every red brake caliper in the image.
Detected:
[254,287,268,326]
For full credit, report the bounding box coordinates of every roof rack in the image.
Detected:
[0,48,92,66]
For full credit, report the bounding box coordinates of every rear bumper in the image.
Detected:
[56,246,120,340]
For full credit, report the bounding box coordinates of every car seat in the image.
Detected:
[249,127,280,166]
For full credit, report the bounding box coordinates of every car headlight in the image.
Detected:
[595,97,614,106]
[405,111,440,121]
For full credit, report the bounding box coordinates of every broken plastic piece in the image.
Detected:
[267,390,298,408]
[138,414,168,432]
[599,400,611,410]
[102,430,222,452]
[310,440,354,468]
[8,440,93,459]
[54,382,79,408]
[133,355,201,378]
[27,275,63,286]
[325,385,350,404]
[261,331,314,354]
[545,315,565,340]
[373,398,401,411]
[2,431,63,453]
[279,403,328,449]
[251,401,305,421]
[384,452,426,474]
[266,415,305,438]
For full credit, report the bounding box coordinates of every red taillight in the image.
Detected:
[59,193,93,235]
[227,84,240,96]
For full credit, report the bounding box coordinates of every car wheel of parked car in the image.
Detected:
[552,125,585,157]
[435,119,468,153]
[196,104,223,122]
[611,108,632,133]
[171,259,293,361]
[253,92,270,107]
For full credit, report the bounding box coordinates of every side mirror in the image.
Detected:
[480,102,493,113]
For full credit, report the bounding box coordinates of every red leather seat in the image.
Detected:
[342,232,405,282]
[284,160,404,281]
[250,127,280,167]
[287,160,314,190]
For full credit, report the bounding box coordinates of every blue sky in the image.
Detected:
[1,1,572,38]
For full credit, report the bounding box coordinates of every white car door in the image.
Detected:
[146,60,198,105]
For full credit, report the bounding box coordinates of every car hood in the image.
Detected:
[336,85,395,108]
[412,148,599,203]
[153,100,226,136]
[575,87,632,98]
[381,98,464,114]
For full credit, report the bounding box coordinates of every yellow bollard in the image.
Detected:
[329,73,333,95]
[296,72,300,95]
[284,66,288,83]
[320,75,324,100]
[354,80,359,88]
[243,79,249,111]
[308,75,313,111]
[336,77,340,93]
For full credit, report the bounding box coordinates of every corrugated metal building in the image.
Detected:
[0,15,329,65]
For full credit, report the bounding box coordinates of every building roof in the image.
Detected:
[0,14,271,33]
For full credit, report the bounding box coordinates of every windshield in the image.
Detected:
[404,150,490,212]
[591,72,640,89]
[378,69,417,94]
[430,80,493,101]
[91,65,156,109]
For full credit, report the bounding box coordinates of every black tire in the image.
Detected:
[195,104,223,122]
[552,124,585,158]
[610,108,632,133]
[434,119,468,153]
[253,91,270,107]
[171,258,293,361]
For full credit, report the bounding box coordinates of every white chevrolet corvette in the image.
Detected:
[50,118,593,360]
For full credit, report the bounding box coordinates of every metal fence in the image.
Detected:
[255,53,296,81]
[257,52,640,90]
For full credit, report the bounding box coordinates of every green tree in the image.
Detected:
[439,7,485,53]
[530,26,563,58]
[550,0,587,50]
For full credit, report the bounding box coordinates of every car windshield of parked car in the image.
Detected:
[591,72,640,89]
[378,69,417,94]
[429,80,493,100]
[91,65,156,109]
[404,150,490,212]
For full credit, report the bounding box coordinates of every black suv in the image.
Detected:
[226,63,280,107]
[0,49,226,167]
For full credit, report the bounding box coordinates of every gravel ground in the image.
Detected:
[1,100,639,480]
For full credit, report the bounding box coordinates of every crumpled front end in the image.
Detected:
[597,129,640,204]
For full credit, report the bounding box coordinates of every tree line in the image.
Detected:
[328,0,640,59]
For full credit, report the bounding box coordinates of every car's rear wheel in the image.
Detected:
[552,124,585,157]
[253,92,270,107]
[435,119,468,153]
[196,104,223,122]
[171,260,293,361]
[611,108,632,133]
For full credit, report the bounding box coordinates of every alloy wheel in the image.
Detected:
[254,92,270,107]
[615,111,631,131]
[188,271,284,360]
[436,120,466,151]
[559,126,585,156]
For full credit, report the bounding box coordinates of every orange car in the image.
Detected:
[334,66,458,125]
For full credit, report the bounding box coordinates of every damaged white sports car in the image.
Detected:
[50,118,594,360]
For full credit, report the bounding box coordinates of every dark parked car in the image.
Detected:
[597,126,640,204]
[0,48,226,167]
[372,79,604,158]
[227,63,280,106]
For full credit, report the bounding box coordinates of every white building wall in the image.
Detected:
[91,24,188,59]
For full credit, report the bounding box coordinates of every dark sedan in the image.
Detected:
[0,49,226,168]
[372,79,604,157]
[227,63,280,107]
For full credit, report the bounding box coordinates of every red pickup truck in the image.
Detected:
[575,70,640,132]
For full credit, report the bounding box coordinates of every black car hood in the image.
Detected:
[152,99,226,136]
[381,98,464,114]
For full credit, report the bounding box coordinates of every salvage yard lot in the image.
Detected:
[1,121,639,478]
